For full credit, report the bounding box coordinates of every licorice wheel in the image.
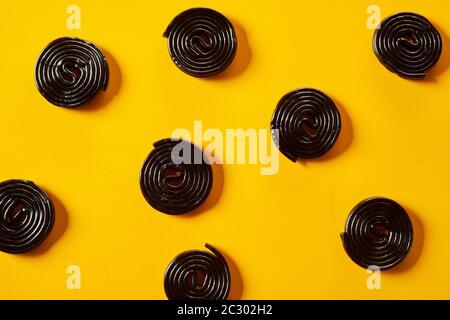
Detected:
[35,37,109,108]
[270,88,341,161]
[140,138,213,215]
[0,180,55,254]
[341,197,414,270]
[163,7,237,77]
[373,12,442,79]
[164,243,230,300]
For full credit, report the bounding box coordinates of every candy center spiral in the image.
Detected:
[4,202,28,227]
[162,164,185,189]
[58,58,85,84]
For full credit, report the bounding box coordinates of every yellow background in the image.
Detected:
[0,0,449,299]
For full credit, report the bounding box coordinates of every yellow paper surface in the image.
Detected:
[0,0,449,299]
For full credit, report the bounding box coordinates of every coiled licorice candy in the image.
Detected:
[0,180,54,254]
[164,243,230,300]
[35,37,109,108]
[140,138,212,215]
[270,88,341,161]
[341,197,413,270]
[373,12,442,79]
[163,7,237,77]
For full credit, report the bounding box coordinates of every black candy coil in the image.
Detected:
[0,180,55,254]
[140,138,213,215]
[163,7,237,77]
[164,243,230,300]
[341,197,414,270]
[270,88,341,161]
[35,37,109,108]
[373,12,442,79]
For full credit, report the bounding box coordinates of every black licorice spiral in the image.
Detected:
[164,243,230,300]
[0,180,54,254]
[163,8,237,77]
[270,88,341,161]
[140,138,212,215]
[35,37,109,108]
[341,197,413,270]
[373,12,442,79]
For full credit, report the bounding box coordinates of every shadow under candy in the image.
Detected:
[221,247,243,300]
[210,20,252,81]
[81,48,122,112]
[182,162,224,218]
[296,97,353,166]
[387,206,424,274]
[424,22,450,81]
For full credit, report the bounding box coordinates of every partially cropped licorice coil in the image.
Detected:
[163,7,237,77]
[164,243,230,300]
[270,88,341,161]
[341,197,413,270]
[0,180,55,254]
[140,138,213,215]
[35,37,109,108]
[373,12,442,79]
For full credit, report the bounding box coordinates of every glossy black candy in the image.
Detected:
[163,8,237,77]
[35,37,109,108]
[140,138,212,215]
[0,180,54,254]
[271,88,341,161]
[373,12,442,79]
[164,243,230,300]
[341,197,413,270]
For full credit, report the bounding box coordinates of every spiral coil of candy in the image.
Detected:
[163,8,237,77]
[140,138,213,215]
[341,197,413,270]
[164,243,230,300]
[0,180,55,254]
[35,37,109,108]
[270,88,341,161]
[373,12,442,79]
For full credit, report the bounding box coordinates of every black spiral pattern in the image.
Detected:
[270,88,341,161]
[341,197,413,270]
[373,12,442,79]
[140,138,213,215]
[0,180,54,254]
[164,243,230,300]
[35,37,109,108]
[163,8,237,77]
